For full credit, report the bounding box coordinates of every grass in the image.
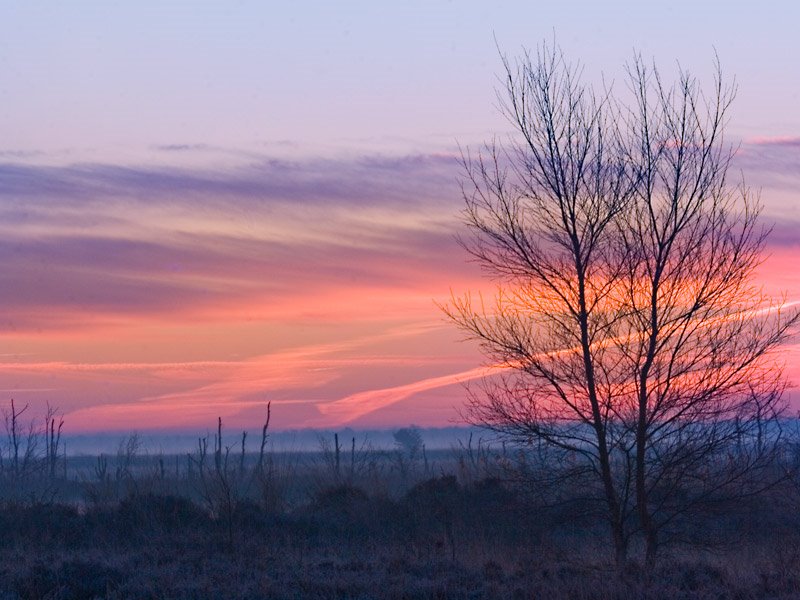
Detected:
[0,455,798,598]
[1,424,800,598]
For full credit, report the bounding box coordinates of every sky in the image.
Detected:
[0,1,798,433]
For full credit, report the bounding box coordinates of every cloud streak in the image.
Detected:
[0,152,460,207]
[318,365,494,423]
[43,322,468,431]
[0,152,482,333]
[733,137,800,192]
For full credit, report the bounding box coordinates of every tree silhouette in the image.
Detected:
[446,44,799,567]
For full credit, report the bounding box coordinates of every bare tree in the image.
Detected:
[445,44,798,568]
[616,56,797,567]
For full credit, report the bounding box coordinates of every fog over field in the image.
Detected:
[59,426,478,456]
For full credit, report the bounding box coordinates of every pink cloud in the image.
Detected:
[49,321,468,431]
[744,136,800,147]
[318,365,495,424]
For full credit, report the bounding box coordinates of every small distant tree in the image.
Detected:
[446,43,799,567]
[394,427,423,460]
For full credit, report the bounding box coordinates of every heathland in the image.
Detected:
[1,410,800,599]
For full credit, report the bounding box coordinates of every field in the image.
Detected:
[1,427,800,599]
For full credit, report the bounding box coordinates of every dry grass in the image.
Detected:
[1,432,799,599]
[0,478,797,599]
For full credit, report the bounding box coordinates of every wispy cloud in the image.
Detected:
[50,322,467,431]
[0,152,460,206]
[744,136,800,148]
[318,365,494,424]
[0,152,480,333]
[153,143,214,152]
[734,137,800,190]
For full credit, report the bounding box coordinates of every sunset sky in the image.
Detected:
[0,1,798,433]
